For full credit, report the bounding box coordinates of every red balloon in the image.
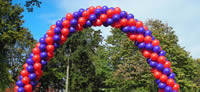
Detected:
[95,19,102,26]
[34,62,42,71]
[144,26,148,31]
[47,29,55,37]
[136,21,143,28]
[151,68,160,73]
[158,89,165,92]
[144,36,152,43]
[129,33,137,41]
[46,45,55,52]
[32,47,40,55]
[167,79,175,87]
[61,28,69,36]
[60,35,67,42]
[152,39,160,46]
[153,71,162,79]
[78,17,86,26]
[82,11,90,19]
[66,13,73,20]
[151,53,159,61]
[96,6,102,9]
[100,14,108,22]
[160,74,168,82]
[47,52,54,60]
[14,86,18,92]
[136,34,144,42]
[128,18,136,26]
[21,69,29,77]
[143,50,152,58]
[24,84,32,92]
[76,24,83,31]
[106,9,114,18]
[23,63,28,69]
[114,7,121,14]
[45,36,53,45]
[62,20,70,28]
[35,70,43,77]
[158,56,166,64]
[120,18,128,26]
[164,61,171,68]
[35,42,40,48]
[89,6,96,14]
[22,76,30,84]
[32,54,41,63]
[172,83,180,91]
[50,25,56,30]
[112,22,121,28]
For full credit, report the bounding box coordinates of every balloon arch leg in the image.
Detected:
[15,6,180,92]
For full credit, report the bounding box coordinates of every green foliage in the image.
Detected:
[0,0,35,90]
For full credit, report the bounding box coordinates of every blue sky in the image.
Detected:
[14,0,200,58]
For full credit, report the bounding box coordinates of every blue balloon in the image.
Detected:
[27,65,34,73]
[95,9,102,16]
[41,60,48,67]
[163,68,171,75]
[103,22,109,27]
[78,8,84,17]
[85,20,92,27]
[156,64,164,71]
[138,42,146,49]
[122,26,130,33]
[150,61,158,68]
[89,14,96,22]
[120,11,127,18]
[145,30,152,36]
[159,50,166,56]
[43,33,48,39]
[69,27,76,33]
[127,14,134,20]
[26,58,34,65]
[135,19,138,22]
[153,46,161,53]
[134,41,139,46]
[30,81,38,87]
[106,18,113,25]
[137,27,145,34]
[18,87,25,92]
[29,53,34,58]
[168,73,176,79]
[73,11,79,19]
[56,20,63,28]
[147,58,152,64]
[109,7,114,10]
[112,14,120,21]
[53,35,60,42]
[156,79,161,84]
[172,91,177,92]
[130,26,137,33]
[54,42,60,49]
[145,43,153,50]
[39,44,46,52]
[16,80,24,87]
[39,37,46,44]
[70,19,78,27]
[152,36,155,40]
[61,17,66,22]
[19,75,23,80]
[40,52,48,59]
[29,73,36,80]
[102,6,108,13]
[158,82,166,89]
[165,86,172,92]
[54,27,61,35]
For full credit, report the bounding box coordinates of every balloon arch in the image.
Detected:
[15,6,180,92]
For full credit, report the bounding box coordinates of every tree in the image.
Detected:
[103,19,200,91]
[0,0,35,90]
[39,28,105,91]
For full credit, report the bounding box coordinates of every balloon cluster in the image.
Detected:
[15,6,179,92]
